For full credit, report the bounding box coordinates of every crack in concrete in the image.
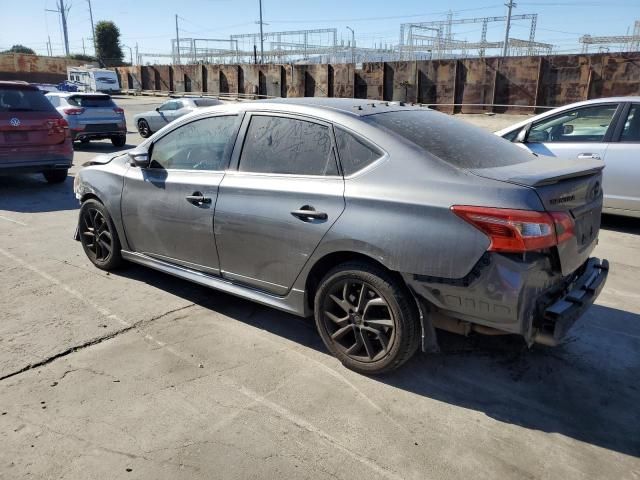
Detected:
[0,304,196,382]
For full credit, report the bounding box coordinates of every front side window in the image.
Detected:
[149,115,240,171]
[335,127,384,175]
[239,115,338,176]
[158,101,178,112]
[620,104,640,142]
[528,104,618,143]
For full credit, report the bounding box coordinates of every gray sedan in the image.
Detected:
[74,98,608,374]
[133,97,223,138]
[495,97,640,218]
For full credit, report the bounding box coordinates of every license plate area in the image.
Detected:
[574,207,600,248]
[3,132,28,143]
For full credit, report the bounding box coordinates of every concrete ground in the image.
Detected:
[0,96,638,479]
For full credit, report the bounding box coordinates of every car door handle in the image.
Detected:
[186,192,211,205]
[577,153,601,160]
[291,206,328,221]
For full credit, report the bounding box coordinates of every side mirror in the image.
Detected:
[128,150,150,168]
[515,124,530,143]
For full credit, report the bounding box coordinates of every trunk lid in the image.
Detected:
[469,157,604,276]
[0,111,66,148]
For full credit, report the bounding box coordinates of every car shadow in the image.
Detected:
[601,213,640,235]
[115,263,640,458]
[73,141,135,154]
[0,174,78,212]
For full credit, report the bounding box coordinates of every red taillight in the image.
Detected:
[63,107,85,115]
[46,118,69,136]
[113,107,124,114]
[451,206,575,253]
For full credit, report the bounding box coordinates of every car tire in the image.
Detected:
[314,261,421,375]
[78,199,123,271]
[43,169,68,184]
[111,135,127,147]
[137,119,151,138]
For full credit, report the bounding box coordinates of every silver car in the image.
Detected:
[496,97,640,218]
[134,97,223,138]
[46,92,127,147]
[74,99,608,374]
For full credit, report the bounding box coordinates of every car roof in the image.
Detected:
[47,92,111,97]
[0,81,39,91]
[253,97,416,117]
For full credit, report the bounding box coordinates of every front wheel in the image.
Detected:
[314,262,421,375]
[43,169,68,184]
[137,119,151,138]
[78,199,123,271]
[111,135,127,147]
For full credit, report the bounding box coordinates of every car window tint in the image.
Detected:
[47,96,60,107]
[158,101,176,112]
[194,98,221,107]
[150,115,240,171]
[528,104,617,143]
[335,127,383,175]
[367,109,533,168]
[239,116,338,176]
[67,95,115,108]
[0,88,56,112]
[621,104,640,142]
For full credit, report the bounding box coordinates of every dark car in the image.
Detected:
[73,99,608,374]
[0,81,73,183]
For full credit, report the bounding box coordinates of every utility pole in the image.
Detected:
[346,26,355,64]
[258,0,264,63]
[82,38,86,55]
[502,0,516,57]
[46,0,70,56]
[87,0,96,55]
[135,43,139,66]
[175,14,181,65]
[47,36,52,56]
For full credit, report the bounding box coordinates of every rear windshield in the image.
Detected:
[193,99,221,107]
[67,95,115,108]
[0,88,56,113]
[366,109,533,168]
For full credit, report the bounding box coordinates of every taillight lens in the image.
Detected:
[46,118,69,136]
[451,206,575,253]
[113,107,124,114]
[63,107,85,115]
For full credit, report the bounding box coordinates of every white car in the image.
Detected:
[496,97,640,218]
[133,97,223,138]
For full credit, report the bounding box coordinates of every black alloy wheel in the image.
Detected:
[79,199,122,270]
[322,280,396,363]
[137,119,151,138]
[314,262,420,374]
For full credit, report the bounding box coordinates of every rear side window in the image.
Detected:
[194,99,221,107]
[367,109,533,168]
[67,95,115,108]
[335,128,384,175]
[239,116,338,176]
[0,88,56,112]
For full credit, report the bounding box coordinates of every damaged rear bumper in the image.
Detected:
[534,257,609,346]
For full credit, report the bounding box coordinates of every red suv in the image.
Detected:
[0,81,73,183]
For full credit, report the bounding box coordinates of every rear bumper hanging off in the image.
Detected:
[534,257,609,346]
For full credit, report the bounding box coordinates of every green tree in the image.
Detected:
[2,44,36,55]
[67,53,97,63]
[95,21,124,67]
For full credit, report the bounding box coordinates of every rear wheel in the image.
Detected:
[111,135,126,147]
[43,169,68,184]
[314,262,421,375]
[137,119,151,138]
[78,199,122,271]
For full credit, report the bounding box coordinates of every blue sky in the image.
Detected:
[2,0,639,58]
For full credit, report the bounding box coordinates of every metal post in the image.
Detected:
[56,0,70,56]
[346,26,355,64]
[82,38,86,55]
[175,14,181,65]
[258,0,264,63]
[135,43,139,65]
[87,0,96,55]
[502,0,516,57]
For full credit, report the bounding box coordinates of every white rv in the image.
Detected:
[67,66,120,93]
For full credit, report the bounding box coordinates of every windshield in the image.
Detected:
[0,88,57,112]
[367,109,533,169]
[67,95,115,108]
